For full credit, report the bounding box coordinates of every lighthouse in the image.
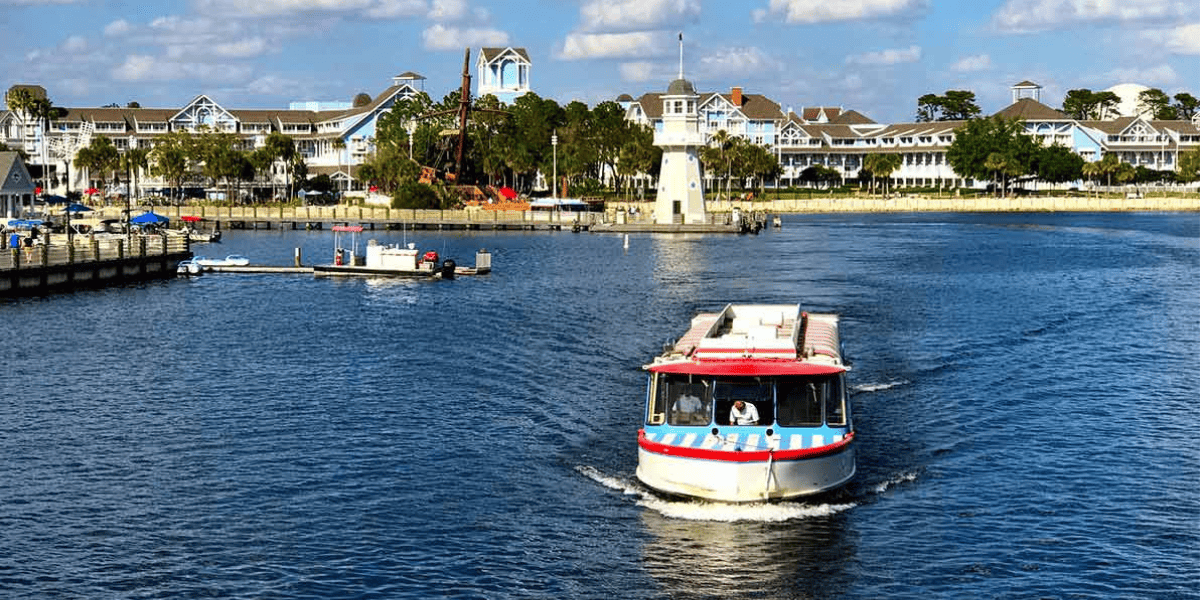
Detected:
[653,36,707,225]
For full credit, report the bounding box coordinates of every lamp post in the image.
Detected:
[551,131,558,198]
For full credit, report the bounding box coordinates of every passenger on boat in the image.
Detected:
[729,400,759,426]
[672,392,707,425]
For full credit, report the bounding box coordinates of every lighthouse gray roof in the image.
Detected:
[666,78,696,96]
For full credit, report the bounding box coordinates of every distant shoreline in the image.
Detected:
[618,195,1200,214]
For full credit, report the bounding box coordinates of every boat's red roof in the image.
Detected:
[647,359,844,376]
[332,225,364,232]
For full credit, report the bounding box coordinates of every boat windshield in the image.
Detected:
[647,373,846,428]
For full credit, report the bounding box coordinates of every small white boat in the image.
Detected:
[637,303,854,503]
[176,258,201,275]
[192,255,249,268]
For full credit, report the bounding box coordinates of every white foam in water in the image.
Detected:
[852,379,910,393]
[575,465,857,523]
[871,471,918,494]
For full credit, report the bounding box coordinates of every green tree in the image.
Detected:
[391,181,441,209]
[1137,88,1177,120]
[1177,149,1200,182]
[353,92,373,108]
[862,153,902,196]
[1061,89,1121,120]
[1033,144,1084,186]
[74,136,120,200]
[263,132,296,200]
[616,123,660,199]
[946,116,1038,192]
[916,90,981,122]
[1174,93,1199,120]
[1081,160,1103,196]
[149,132,191,203]
[121,146,150,201]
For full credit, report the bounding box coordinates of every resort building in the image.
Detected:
[625,79,1200,189]
[476,47,531,105]
[4,45,1200,212]
[1,151,37,219]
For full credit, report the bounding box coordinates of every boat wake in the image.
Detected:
[575,465,857,523]
[869,470,919,494]
[852,379,909,393]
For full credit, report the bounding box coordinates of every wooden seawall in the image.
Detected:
[1,235,191,297]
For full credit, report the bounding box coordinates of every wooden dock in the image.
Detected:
[1,234,191,297]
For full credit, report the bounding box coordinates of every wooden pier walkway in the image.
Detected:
[1,234,191,297]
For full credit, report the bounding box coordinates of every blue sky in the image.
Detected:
[2,0,1198,123]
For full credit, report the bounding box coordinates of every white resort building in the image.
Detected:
[3,47,1199,209]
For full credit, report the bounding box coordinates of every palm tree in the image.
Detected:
[1081,161,1102,198]
[121,147,150,203]
[332,138,346,193]
[984,152,1008,197]
[264,132,296,201]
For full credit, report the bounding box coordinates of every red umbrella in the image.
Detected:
[499,187,517,200]
[181,215,202,222]
[85,187,99,195]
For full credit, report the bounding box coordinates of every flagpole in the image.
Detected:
[678,33,684,79]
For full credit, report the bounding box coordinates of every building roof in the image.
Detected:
[0,151,36,194]
[1012,80,1040,88]
[479,47,531,63]
[615,93,634,102]
[666,78,696,96]
[707,92,783,120]
[394,71,425,80]
[829,109,876,125]
[994,97,1069,121]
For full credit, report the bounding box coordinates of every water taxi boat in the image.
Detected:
[637,303,854,503]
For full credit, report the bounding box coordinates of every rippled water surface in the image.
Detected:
[3,212,1197,599]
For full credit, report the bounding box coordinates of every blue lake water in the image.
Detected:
[2,212,1197,599]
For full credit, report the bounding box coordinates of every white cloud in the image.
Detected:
[104,19,133,37]
[1159,22,1200,54]
[754,0,927,24]
[619,61,660,83]
[579,0,700,33]
[845,45,921,66]
[113,54,253,83]
[201,0,434,20]
[365,0,426,18]
[697,47,781,79]
[212,38,270,58]
[1104,64,1178,86]
[246,74,304,96]
[992,0,1199,33]
[950,54,991,72]
[421,23,508,50]
[62,35,88,52]
[428,0,466,21]
[558,31,665,60]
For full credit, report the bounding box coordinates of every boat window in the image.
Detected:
[651,375,713,427]
[776,375,846,427]
[776,377,823,427]
[712,379,774,426]
[826,375,846,426]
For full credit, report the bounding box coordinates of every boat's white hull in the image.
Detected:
[636,445,855,503]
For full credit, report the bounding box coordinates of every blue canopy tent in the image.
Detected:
[65,203,93,213]
[129,211,169,225]
[42,194,70,205]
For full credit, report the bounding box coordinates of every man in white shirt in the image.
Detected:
[729,400,759,425]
